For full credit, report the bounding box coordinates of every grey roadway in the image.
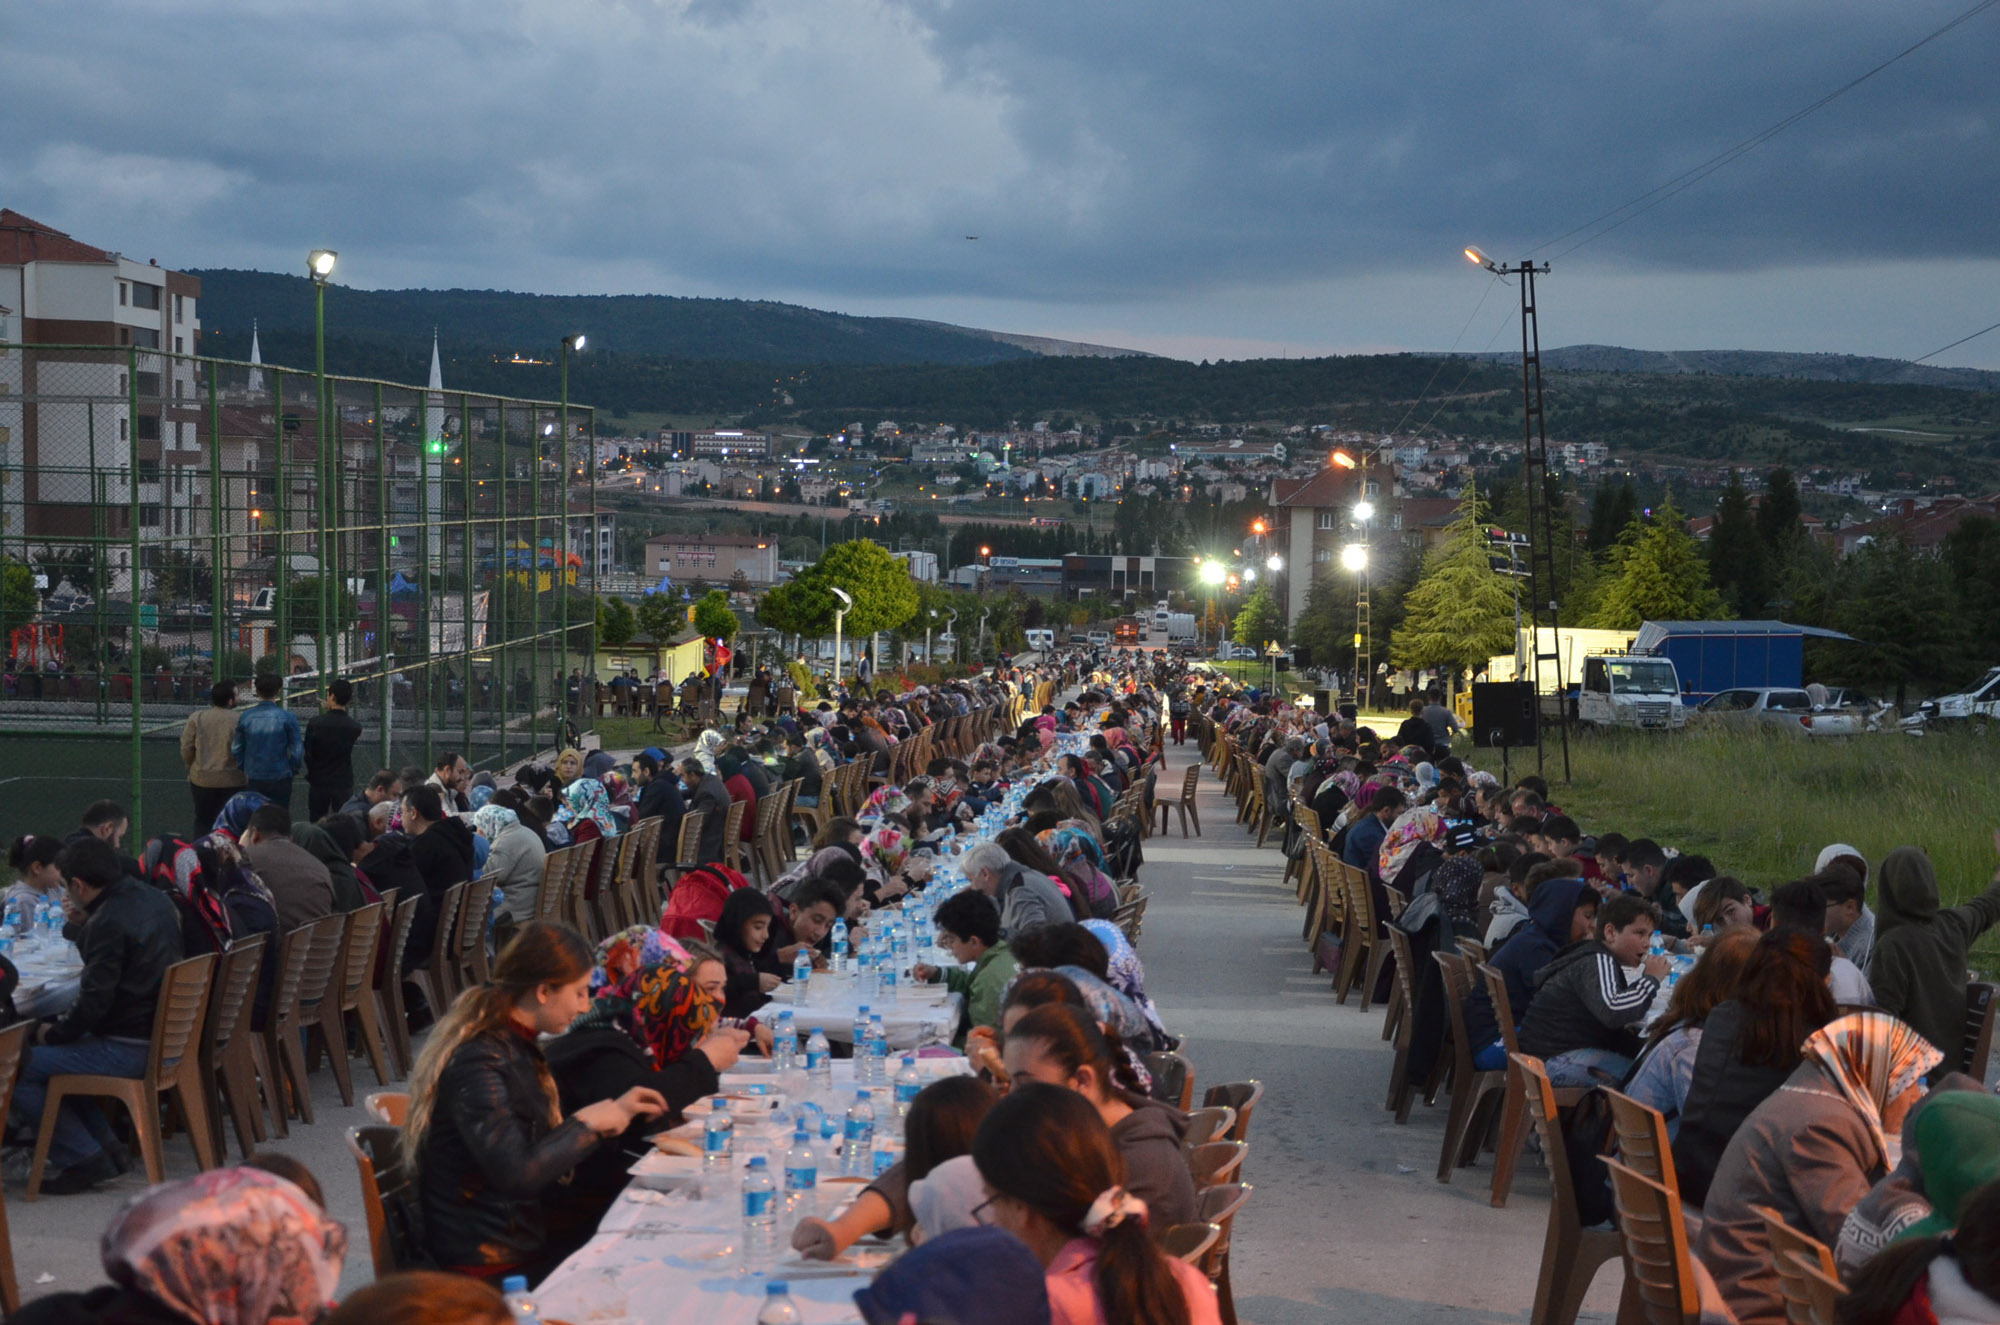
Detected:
[8,751,1621,1318]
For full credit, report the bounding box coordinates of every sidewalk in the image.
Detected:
[1135,744,1622,1324]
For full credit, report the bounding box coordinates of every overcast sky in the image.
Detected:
[4,0,1996,366]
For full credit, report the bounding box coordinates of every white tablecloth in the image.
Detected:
[770,970,960,1050]
[11,942,82,1020]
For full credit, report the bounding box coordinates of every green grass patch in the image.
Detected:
[1549,725,2000,974]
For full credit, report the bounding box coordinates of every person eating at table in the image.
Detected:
[971,1082,1220,1325]
[404,921,666,1286]
[769,876,845,970]
[713,888,786,1019]
[911,890,1018,1048]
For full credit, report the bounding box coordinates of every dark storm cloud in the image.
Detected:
[0,0,1992,315]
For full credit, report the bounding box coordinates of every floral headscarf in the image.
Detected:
[571,955,717,1069]
[467,784,496,812]
[1331,770,1362,804]
[1051,966,1156,1087]
[1378,806,1445,884]
[210,791,271,841]
[558,778,621,837]
[1082,919,1170,1046]
[863,825,909,876]
[693,730,725,775]
[101,1166,346,1325]
[1801,1012,1943,1166]
[600,770,632,807]
[471,804,520,841]
[861,786,912,824]
[589,923,693,995]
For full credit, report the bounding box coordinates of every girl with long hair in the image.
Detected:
[404,921,665,1284]
[713,888,783,1018]
[972,1083,1218,1325]
[1621,929,1760,1139]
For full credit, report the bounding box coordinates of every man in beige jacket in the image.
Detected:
[180,680,246,836]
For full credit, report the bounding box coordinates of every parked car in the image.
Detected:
[1217,644,1260,661]
[1903,667,2000,732]
[1694,687,1866,736]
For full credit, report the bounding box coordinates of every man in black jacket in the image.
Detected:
[680,759,731,865]
[631,750,685,850]
[303,678,364,820]
[12,838,182,1193]
[400,784,476,969]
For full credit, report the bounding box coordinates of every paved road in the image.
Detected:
[1137,746,1622,1324]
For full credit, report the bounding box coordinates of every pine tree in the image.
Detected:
[1388,486,1517,691]
[1586,493,1729,629]
[1828,536,1967,710]
[1231,583,1283,649]
[1757,467,1804,554]
[1706,471,1770,618]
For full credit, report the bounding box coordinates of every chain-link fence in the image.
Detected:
[0,342,597,844]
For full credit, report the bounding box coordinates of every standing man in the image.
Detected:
[179,681,245,837]
[11,838,182,1193]
[304,678,363,822]
[231,672,303,812]
[680,758,731,865]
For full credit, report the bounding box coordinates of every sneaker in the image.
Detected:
[39,1149,119,1195]
[0,1149,33,1183]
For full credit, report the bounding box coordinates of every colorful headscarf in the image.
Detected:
[471,804,520,841]
[1378,806,1445,884]
[600,770,632,807]
[1082,919,1169,1046]
[140,837,235,952]
[467,784,496,812]
[558,778,620,837]
[861,786,912,824]
[210,791,271,841]
[589,923,693,995]
[101,1167,346,1325]
[863,825,910,876]
[1801,1012,1943,1166]
[572,956,717,1069]
[693,730,725,775]
[1051,966,1156,1089]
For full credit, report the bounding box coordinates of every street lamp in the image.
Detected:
[1340,544,1369,572]
[1265,554,1283,573]
[830,586,853,686]
[1353,500,1376,523]
[1198,560,1226,651]
[1342,542,1371,710]
[307,249,337,697]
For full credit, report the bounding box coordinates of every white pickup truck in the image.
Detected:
[1694,687,1867,736]
[1904,667,2000,732]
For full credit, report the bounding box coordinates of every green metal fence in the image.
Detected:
[0,341,597,845]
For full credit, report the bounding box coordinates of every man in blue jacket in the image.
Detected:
[230,672,303,811]
[1461,874,1597,1070]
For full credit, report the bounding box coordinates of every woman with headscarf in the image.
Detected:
[553,747,585,786]
[1081,918,1171,1049]
[1697,1011,1943,1325]
[556,778,620,845]
[861,824,914,905]
[714,887,785,1018]
[1836,1081,2000,1273]
[1039,825,1119,920]
[1377,805,1446,893]
[208,789,270,843]
[475,802,547,932]
[542,943,751,1245]
[692,728,726,775]
[11,1166,346,1325]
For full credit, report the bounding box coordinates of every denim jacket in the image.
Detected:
[230,700,303,780]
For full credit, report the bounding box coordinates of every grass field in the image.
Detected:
[1545,724,2000,973]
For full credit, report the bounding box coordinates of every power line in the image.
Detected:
[1531,0,2000,260]
[1912,318,2000,364]
[1386,272,1504,438]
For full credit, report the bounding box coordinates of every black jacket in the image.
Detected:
[1516,937,1660,1062]
[1669,999,1794,1208]
[543,1027,721,1239]
[635,775,686,853]
[303,708,363,791]
[47,876,183,1045]
[688,776,732,864]
[405,818,476,968]
[417,1028,601,1273]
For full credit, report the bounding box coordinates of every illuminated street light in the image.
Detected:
[1341,544,1369,572]
[308,250,338,281]
[563,333,587,352]
[1266,554,1283,572]
[1250,518,1266,535]
[1199,562,1226,586]
[1242,570,1256,583]
[1331,450,1356,470]
[1354,500,1376,522]
[1463,246,1488,267]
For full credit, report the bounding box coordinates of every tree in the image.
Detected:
[1826,536,1966,709]
[0,559,37,638]
[284,576,358,638]
[1756,467,1804,555]
[1388,487,1516,691]
[1231,583,1283,649]
[1586,494,1728,629]
[634,591,682,648]
[597,594,638,648]
[757,539,919,639]
[1586,481,1639,552]
[1290,572,1350,679]
[151,550,213,603]
[692,590,739,642]
[1706,471,1770,618]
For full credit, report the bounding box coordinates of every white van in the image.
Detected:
[1024,628,1056,652]
[1577,654,1687,730]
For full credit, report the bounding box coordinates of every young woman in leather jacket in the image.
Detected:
[402,921,665,1285]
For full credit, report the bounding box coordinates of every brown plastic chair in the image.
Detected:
[1604,1156,1700,1325]
[364,1091,409,1126]
[1431,951,1508,1183]
[318,902,394,1103]
[1964,981,1997,1081]
[1195,1181,1252,1325]
[409,881,469,1026]
[0,1022,31,1310]
[1383,925,1426,1123]
[348,1124,423,1276]
[28,953,219,1198]
[748,792,784,887]
[1182,1105,1237,1151]
[1510,1053,1627,1325]
[1791,1251,1842,1325]
[534,844,574,922]
[1603,1088,1687,1207]
[1359,884,1405,1016]
[1482,962,1584,1208]
[1456,937,1490,964]
[452,880,491,992]
[1144,1051,1194,1111]
[1755,1205,1839,1325]
[201,933,271,1160]
[1334,863,1380,1008]
[264,914,346,1129]
[1187,1140,1248,1189]
[662,810,706,885]
[721,800,749,874]
[1162,1221,1221,1268]
[1201,1080,1262,1145]
[376,894,420,1078]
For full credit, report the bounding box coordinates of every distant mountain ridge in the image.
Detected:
[1474,343,2000,392]
[189,269,1147,366]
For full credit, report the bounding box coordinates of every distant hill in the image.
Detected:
[189,269,1146,366]
[1474,344,2000,392]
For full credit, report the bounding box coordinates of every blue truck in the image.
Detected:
[1630,620,1857,703]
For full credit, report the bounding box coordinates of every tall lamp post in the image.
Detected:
[307,250,337,698]
[830,586,853,686]
[559,333,586,685]
[1198,560,1225,652]
[1341,542,1369,710]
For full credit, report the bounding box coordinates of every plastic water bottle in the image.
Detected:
[2,898,20,937]
[41,899,61,945]
[500,1275,540,1324]
[806,1027,831,1086]
[792,947,812,1004]
[893,1055,921,1120]
[783,1123,817,1214]
[756,1281,803,1325]
[880,954,899,1000]
[831,918,849,975]
[741,1156,779,1271]
[868,1013,889,1084]
[872,1127,896,1177]
[842,1090,875,1176]
[772,1010,795,1072]
[1648,933,1665,958]
[851,1005,872,1078]
[703,1097,734,1172]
